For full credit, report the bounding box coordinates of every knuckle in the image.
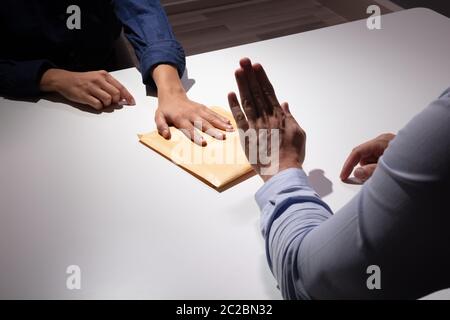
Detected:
[242,98,252,109]
[252,91,262,101]
[235,113,246,123]
[93,77,103,84]
[262,86,274,97]
[186,128,195,137]
[269,117,278,127]
[81,82,91,91]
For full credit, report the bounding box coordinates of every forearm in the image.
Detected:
[260,89,450,300]
[112,0,186,88]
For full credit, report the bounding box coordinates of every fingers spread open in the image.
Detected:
[228,92,249,132]
[205,108,231,125]
[201,108,233,132]
[180,121,206,146]
[155,110,171,139]
[105,74,135,105]
[194,118,225,140]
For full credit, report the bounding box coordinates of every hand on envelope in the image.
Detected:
[139,107,254,190]
[140,57,307,190]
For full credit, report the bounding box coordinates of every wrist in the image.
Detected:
[279,160,302,172]
[157,84,186,98]
[39,68,68,92]
[153,64,186,97]
[260,160,302,182]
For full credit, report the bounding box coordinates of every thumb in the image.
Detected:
[155,111,171,139]
[354,163,377,181]
[281,102,291,115]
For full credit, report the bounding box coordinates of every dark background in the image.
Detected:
[391,0,450,17]
[160,0,450,56]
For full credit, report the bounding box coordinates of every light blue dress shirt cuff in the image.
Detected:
[255,168,332,240]
[255,168,310,210]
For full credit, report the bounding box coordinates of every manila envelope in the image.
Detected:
[139,107,254,191]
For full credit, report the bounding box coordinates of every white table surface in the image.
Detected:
[1,8,449,299]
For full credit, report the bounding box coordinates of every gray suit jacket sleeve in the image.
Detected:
[256,88,450,299]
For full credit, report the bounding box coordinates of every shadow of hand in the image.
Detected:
[307,169,333,198]
[42,93,124,114]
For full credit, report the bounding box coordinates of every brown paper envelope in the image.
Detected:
[139,107,254,191]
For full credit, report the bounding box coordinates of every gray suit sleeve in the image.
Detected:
[257,88,450,299]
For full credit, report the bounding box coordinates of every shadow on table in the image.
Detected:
[0,95,40,104]
[2,92,137,116]
[307,169,333,198]
[1,92,129,114]
[1,67,196,114]
[41,93,126,114]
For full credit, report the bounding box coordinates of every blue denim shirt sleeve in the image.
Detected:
[112,0,186,90]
